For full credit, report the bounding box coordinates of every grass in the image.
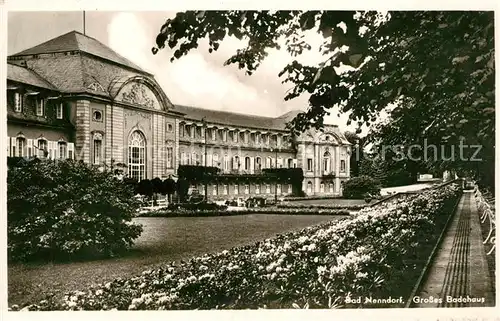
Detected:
[8,213,344,307]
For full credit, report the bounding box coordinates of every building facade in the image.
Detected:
[6,31,351,198]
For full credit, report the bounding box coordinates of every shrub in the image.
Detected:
[342,176,381,199]
[7,158,143,262]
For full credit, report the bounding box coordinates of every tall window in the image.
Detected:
[244,185,249,194]
[341,160,346,172]
[212,128,216,141]
[244,132,249,144]
[180,124,185,137]
[212,185,218,195]
[307,158,313,172]
[276,184,282,195]
[233,131,238,143]
[56,103,63,119]
[320,183,325,193]
[266,157,272,168]
[233,156,240,170]
[16,137,25,157]
[181,152,186,165]
[234,184,239,194]
[58,142,67,159]
[266,184,271,194]
[287,158,293,168]
[224,155,229,172]
[166,147,173,168]
[36,98,45,116]
[14,93,22,112]
[277,157,283,168]
[256,133,261,145]
[93,133,103,164]
[245,156,251,171]
[307,181,313,194]
[128,131,146,181]
[223,184,228,195]
[329,183,334,193]
[255,184,260,194]
[255,157,261,170]
[222,130,227,142]
[323,151,331,173]
[213,154,219,167]
[38,139,47,158]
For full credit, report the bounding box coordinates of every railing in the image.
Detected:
[474,184,496,256]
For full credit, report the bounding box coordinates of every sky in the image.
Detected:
[7,11,363,132]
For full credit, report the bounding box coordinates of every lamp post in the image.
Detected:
[202,117,208,202]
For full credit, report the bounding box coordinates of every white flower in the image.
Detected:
[95,289,104,296]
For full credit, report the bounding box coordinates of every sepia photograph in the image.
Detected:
[3,7,496,314]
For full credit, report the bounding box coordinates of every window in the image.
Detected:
[323,151,331,173]
[222,130,227,142]
[266,157,272,169]
[255,184,260,194]
[181,152,186,165]
[92,110,103,122]
[212,185,218,196]
[233,156,240,170]
[58,142,67,159]
[36,98,45,116]
[128,131,146,181]
[38,139,47,158]
[256,133,261,145]
[93,133,103,164]
[193,153,200,165]
[288,184,292,194]
[166,147,173,168]
[244,185,249,194]
[320,183,325,193]
[233,131,238,143]
[244,132,249,144]
[307,181,313,194]
[277,135,281,147]
[16,137,25,157]
[223,185,228,195]
[190,126,195,138]
[213,154,219,167]
[234,185,239,194]
[266,135,270,145]
[276,184,282,195]
[56,103,63,119]
[180,124,185,137]
[277,157,283,168]
[224,155,229,171]
[341,160,346,172]
[212,128,216,141]
[244,156,251,171]
[14,93,22,112]
[307,158,313,172]
[167,123,173,133]
[329,183,334,193]
[255,157,261,170]
[266,184,271,194]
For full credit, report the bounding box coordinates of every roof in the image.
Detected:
[7,63,57,91]
[10,30,146,74]
[174,105,302,131]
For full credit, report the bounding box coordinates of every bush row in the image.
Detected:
[277,204,367,210]
[16,183,461,310]
[137,208,351,217]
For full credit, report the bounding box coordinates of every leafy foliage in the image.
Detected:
[18,184,461,310]
[7,159,143,262]
[342,175,381,199]
[153,11,494,189]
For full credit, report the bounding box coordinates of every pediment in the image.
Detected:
[116,81,161,110]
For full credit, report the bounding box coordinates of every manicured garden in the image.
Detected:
[13,182,462,310]
[8,213,341,307]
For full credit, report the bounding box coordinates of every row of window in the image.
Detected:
[306,182,337,194]
[7,136,74,159]
[204,183,293,196]
[306,158,346,173]
[180,124,288,147]
[9,91,64,119]
[180,153,297,171]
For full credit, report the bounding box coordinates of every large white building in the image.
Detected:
[6,30,351,198]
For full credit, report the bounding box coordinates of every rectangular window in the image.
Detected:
[14,93,22,112]
[212,185,217,195]
[93,140,102,164]
[320,183,325,193]
[56,103,63,119]
[212,129,216,141]
[58,142,67,159]
[36,98,45,116]
[277,184,281,195]
[233,131,238,143]
[341,160,346,172]
[288,184,292,194]
[166,147,173,168]
[307,158,313,172]
[234,184,239,194]
[256,134,260,145]
[244,185,249,195]
[277,135,281,147]
[266,184,271,194]
[180,125,185,137]
[38,140,47,158]
[244,132,248,144]
[255,184,260,194]
[266,135,270,145]
[17,138,25,157]
[223,130,227,142]
[223,185,228,195]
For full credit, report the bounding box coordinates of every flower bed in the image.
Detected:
[277,204,367,211]
[137,207,351,217]
[15,183,461,311]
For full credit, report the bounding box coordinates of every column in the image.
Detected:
[314,144,320,194]
[175,118,180,175]
[335,145,341,194]
[75,100,90,163]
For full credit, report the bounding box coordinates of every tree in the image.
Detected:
[163,176,176,203]
[153,11,494,190]
[137,179,154,198]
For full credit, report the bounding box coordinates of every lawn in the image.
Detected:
[8,213,344,307]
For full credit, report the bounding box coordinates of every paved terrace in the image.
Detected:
[410,190,495,308]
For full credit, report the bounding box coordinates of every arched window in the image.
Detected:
[323,151,331,173]
[128,130,146,181]
[266,157,272,168]
[37,139,47,158]
[255,156,262,170]
[307,181,313,194]
[244,156,251,171]
[233,155,240,170]
[92,132,103,164]
[16,137,26,157]
[58,141,67,159]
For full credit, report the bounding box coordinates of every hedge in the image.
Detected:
[14,183,461,310]
[137,208,351,217]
